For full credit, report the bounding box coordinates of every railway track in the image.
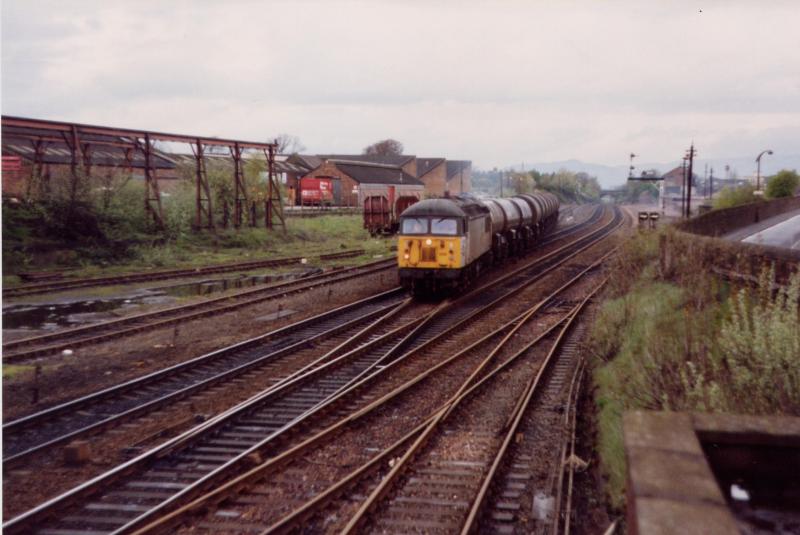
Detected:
[341,285,599,534]
[2,289,410,466]
[3,206,604,471]
[3,249,366,298]
[152,245,613,535]
[3,205,622,534]
[2,206,601,363]
[2,257,395,362]
[461,304,591,534]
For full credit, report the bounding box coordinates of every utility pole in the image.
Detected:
[709,167,714,199]
[685,144,696,218]
[681,157,687,218]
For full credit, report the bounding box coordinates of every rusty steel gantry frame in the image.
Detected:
[1,116,284,232]
[264,144,285,229]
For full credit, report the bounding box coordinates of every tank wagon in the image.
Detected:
[397,191,559,293]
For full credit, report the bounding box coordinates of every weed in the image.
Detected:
[589,230,800,510]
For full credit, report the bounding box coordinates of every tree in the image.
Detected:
[273,134,306,155]
[713,184,757,209]
[618,181,659,204]
[533,169,601,202]
[363,139,403,156]
[766,169,799,199]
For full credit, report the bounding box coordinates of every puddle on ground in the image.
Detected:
[156,270,312,298]
[702,441,800,535]
[2,269,319,332]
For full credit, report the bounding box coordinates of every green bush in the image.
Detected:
[589,232,800,509]
[766,169,800,199]
[713,184,759,209]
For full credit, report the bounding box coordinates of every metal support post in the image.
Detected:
[81,142,93,177]
[191,140,214,230]
[68,125,81,205]
[263,144,286,232]
[142,132,165,229]
[230,142,249,229]
[29,139,48,199]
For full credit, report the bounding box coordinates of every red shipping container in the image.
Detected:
[299,177,334,205]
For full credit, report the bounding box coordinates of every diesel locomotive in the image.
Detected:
[397,192,560,294]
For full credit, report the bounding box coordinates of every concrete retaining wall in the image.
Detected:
[663,231,799,285]
[677,195,800,237]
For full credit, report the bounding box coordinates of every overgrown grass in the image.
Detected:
[2,364,33,380]
[590,229,800,509]
[4,202,393,279]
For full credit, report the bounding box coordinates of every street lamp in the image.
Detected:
[755,149,773,193]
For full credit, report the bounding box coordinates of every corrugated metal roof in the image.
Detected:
[335,161,423,186]
[319,154,415,167]
[2,139,175,169]
[288,154,323,171]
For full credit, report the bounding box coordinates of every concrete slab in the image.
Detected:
[623,411,702,455]
[633,497,739,535]
[742,214,800,249]
[626,446,726,505]
[724,207,800,246]
[623,411,800,535]
[693,412,800,447]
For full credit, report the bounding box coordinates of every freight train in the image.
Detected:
[397,192,560,294]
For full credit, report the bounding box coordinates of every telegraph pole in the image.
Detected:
[685,144,696,218]
[709,167,714,199]
[681,157,687,218]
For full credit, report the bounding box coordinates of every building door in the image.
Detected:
[332,179,342,206]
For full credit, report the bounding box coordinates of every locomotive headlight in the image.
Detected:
[404,253,410,259]
[449,243,454,251]
[425,238,432,246]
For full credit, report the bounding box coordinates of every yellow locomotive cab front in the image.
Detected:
[398,236,462,269]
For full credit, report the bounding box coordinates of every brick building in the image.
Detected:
[318,154,418,178]
[662,165,698,199]
[416,158,447,197]
[302,158,423,207]
[446,160,472,195]
[284,154,322,204]
[288,153,471,202]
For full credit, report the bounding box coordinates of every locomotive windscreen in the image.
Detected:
[401,218,428,234]
[430,218,458,235]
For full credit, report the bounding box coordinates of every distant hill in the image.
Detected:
[522,155,800,189]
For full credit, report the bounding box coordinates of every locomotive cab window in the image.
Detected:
[401,218,428,234]
[431,218,459,236]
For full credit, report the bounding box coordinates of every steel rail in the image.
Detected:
[132,222,621,535]
[2,308,436,534]
[4,206,619,535]
[3,249,364,298]
[260,314,580,535]
[340,260,610,534]
[274,205,619,418]
[3,258,396,361]
[2,289,409,466]
[141,276,591,535]
[460,285,603,535]
[553,360,586,535]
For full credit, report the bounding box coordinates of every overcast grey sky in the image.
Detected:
[2,0,799,170]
